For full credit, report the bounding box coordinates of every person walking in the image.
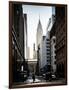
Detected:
[32,73,35,83]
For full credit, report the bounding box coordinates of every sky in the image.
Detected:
[23,5,52,58]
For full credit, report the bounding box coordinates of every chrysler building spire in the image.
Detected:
[36,15,43,48]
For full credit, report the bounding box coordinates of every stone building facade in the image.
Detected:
[55,6,67,79]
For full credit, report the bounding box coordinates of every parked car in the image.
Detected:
[45,72,51,80]
[42,73,46,79]
[51,74,56,80]
[19,70,28,82]
[42,72,51,80]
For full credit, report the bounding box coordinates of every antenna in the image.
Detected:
[39,14,40,20]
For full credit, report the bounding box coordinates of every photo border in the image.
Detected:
[9,1,67,88]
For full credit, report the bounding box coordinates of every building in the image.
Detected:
[42,31,51,73]
[50,23,56,75]
[27,47,30,59]
[36,19,43,48]
[36,18,51,75]
[46,31,51,66]
[28,59,37,75]
[39,31,51,73]
[27,45,37,75]
[50,36,56,75]
[50,7,56,75]
[40,36,46,70]
[55,6,67,79]
[45,7,56,77]
[50,6,67,80]
[12,4,28,82]
[45,15,54,74]
[36,19,43,75]
[24,14,28,61]
[33,44,37,59]
[12,4,24,82]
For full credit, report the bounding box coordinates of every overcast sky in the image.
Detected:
[23,5,52,58]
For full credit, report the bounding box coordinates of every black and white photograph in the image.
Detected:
[9,1,67,88]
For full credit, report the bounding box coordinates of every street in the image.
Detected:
[24,75,42,84]
[22,75,65,85]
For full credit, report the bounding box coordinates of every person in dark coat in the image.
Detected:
[32,73,35,83]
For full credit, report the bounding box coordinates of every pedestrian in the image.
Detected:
[32,73,35,83]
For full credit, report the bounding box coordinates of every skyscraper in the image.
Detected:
[51,36,56,74]
[33,43,37,59]
[12,4,29,82]
[12,4,24,82]
[23,14,28,61]
[36,19,43,49]
[36,18,43,75]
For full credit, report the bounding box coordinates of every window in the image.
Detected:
[46,39,50,41]
[47,60,50,62]
[53,39,56,43]
[47,49,50,51]
[47,52,50,55]
[54,61,56,64]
